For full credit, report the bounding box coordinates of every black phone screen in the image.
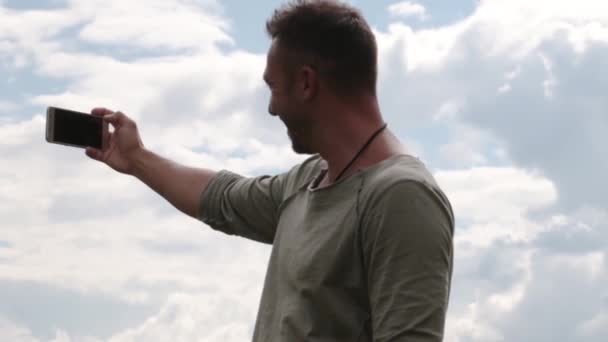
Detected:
[53,108,103,149]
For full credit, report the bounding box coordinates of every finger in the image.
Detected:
[85,147,103,161]
[91,107,114,117]
[102,111,126,124]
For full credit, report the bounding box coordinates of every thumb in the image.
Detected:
[85,147,103,161]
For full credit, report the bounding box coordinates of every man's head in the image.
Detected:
[263,0,378,154]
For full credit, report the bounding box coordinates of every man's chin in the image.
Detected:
[286,126,314,154]
[290,139,315,155]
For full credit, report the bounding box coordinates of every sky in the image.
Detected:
[0,0,607,341]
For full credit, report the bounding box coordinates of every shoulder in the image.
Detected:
[359,155,436,197]
[358,155,454,225]
[280,153,324,196]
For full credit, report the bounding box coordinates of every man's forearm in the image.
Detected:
[131,148,218,218]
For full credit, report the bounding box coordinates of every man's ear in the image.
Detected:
[298,65,318,101]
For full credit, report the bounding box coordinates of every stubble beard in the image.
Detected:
[285,121,315,155]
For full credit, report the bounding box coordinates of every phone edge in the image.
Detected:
[46,107,55,143]
[101,120,109,151]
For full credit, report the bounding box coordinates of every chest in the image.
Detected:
[274,189,365,287]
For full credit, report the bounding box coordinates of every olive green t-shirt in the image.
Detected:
[199,153,454,342]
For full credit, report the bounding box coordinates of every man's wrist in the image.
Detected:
[130,146,152,179]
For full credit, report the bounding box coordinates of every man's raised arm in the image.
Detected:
[85,107,217,218]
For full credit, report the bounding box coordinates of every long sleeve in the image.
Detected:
[198,170,288,244]
[361,180,454,341]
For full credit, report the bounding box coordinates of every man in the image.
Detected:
[86,0,454,341]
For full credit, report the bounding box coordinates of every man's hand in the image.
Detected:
[85,107,144,175]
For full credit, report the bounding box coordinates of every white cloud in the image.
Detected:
[0,1,284,338]
[109,293,256,342]
[388,1,427,21]
[578,311,608,339]
[71,0,232,51]
[0,317,89,342]
[0,5,84,68]
[375,0,608,212]
[436,166,558,247]
[375,20,469,73]
[438,123,500,167]
[0,317,38,342]
[0,106,274,339]
[0,100,19,116]
[475,0,608,57]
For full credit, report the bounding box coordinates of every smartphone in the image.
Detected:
[46,106,108,150]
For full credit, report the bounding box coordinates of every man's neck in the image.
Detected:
[315,113,407,185]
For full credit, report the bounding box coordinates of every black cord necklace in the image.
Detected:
[332,122,388,183]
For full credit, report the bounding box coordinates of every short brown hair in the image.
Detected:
[266,0,378,96]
